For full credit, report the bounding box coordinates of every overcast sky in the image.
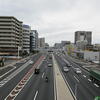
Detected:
[0,0,100,46]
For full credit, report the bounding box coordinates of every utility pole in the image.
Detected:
[18,46,19,59]
[99,47,100,67]
[18,46,21,59]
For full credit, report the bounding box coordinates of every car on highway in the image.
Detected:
[66,63,72,67]
[29,60,34,64]
[63,67,69,72]
[74,68,82,74]
[34,68,40,74]
[48,63,52,67]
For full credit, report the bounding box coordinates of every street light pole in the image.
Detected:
[18,46,21,59]
[18,46,19,59]
[99,47,100,67]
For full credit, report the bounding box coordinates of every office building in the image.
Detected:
[38,38,45,49]
[45,43,49,49]
[61,41,71,47]
[54,43,61,49]
[75,31,92,50]
[30,30,38,52]
[0,16,23,56]
[22,24,31,53]
[75,31,92,45]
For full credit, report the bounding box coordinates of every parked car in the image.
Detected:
[74,68,82,74]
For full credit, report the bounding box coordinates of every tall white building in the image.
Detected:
[22,24,31,53]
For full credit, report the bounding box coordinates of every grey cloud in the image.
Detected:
[0,0,100,45]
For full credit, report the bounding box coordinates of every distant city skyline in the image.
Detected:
[0,0,100,46]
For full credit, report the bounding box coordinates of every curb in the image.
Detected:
[52,55,57,100]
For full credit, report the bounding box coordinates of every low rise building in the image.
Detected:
[73,50,99,62]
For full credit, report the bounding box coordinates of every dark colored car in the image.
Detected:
[34,68,40,74]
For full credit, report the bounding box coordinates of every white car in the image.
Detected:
[48,63,52,67]
[63,67,69,72]
[29,60,34,64]
[74,68,82,74]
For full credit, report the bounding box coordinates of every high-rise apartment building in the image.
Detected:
[22,24,31,53]
[75,31,92,45]
[30,30,38,52]
[75,31,92,50]
[38,38,45,49]
[0,16,23,56]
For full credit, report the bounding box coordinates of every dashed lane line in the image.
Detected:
[83,75,86,78]
[88,79,91,82]
[4,56,45,100]
[34,91,38,100]
[94,83,99,88]
[74,76,80,83]
[42,73,45,78]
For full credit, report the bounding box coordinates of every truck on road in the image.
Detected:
[89,68,100,85]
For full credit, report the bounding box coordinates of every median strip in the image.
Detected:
[53,55,74,100]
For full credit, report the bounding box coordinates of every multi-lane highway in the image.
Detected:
[0,53,54,100]
[54,52,100,100]
[0,52,100,100]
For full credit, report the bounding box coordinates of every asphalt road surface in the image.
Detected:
[55,53,100,100]
[0,53,54,100]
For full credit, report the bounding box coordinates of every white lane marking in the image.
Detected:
[94,83,99,88]
[4,56,45,100]
[53,56,77,100]
[42,73,44,78]
[74,76,80,83]
[0,66,16,79]
[34,91,38,100]
[0,60,31,87]
[83,75,86,78]
[88,79,91,82]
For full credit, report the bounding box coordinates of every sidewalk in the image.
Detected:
[53,55,74,100]
[0,55,32,70]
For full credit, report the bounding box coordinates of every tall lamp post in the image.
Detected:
[99,47,100,67]
[18,46,21,59]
